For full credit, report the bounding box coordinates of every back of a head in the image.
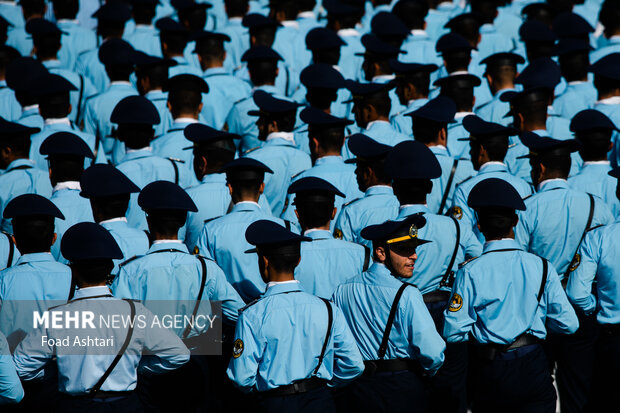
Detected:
[600,0,620,37]
[559,51,589,82]
[52,0,79,20]
[248,59,278,86]
[12,216,55,254]
[225,0,249,17]
[0,46,20,73]
[311,125,345,153]
[392,0,428,29]
[411,118,444,144]
[363,89,392,118]
[470,0,498,24]
[440,85,474,112]
[21,0,46,17]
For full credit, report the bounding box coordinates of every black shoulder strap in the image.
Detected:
[438,159,459,214]
[75,75,85,123]
[440,217,461,288]
[362,246,370,271]
[564,193,595,278]
[93,130,100,160]
[182,256,208,339]
[4,233,14,268]
[169,158,179,185]
[378,283,410,360]
[538,257,548,303]
[284,220,291,231]
[313,298,333,376]
[90,299,136,395]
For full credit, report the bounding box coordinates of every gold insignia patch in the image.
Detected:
[409,224,418,238]
[233,339,244,358]
[451,206,463,220]
[192,246,199,255]
[448,293,463,312]
[568,253,581,272]
[334,229,343,239]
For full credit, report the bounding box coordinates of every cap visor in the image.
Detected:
[247,110,261,116]
[344,158,359,164]
[244,247,258,253]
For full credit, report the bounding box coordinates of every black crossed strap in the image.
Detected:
[564,193,595,279]
[438,159,459,214]
[378,283,411,359]
[439,217,461,289]
[3,232,14,268]
[182,256,208,339]
[312,298,333,376]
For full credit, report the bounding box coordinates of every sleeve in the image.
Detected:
[137,306,190,374]
[334,206,355,243]
[406,291,446,376]
[565,231,599,315]
[82,101,97,138]
[328,305,364,387]
[592,198,614,227]
[443,267,476,343]
[207,263,244,325]
[93,138,107,165]
[195,224,215,260]
[543,262,579,335]
[451,184,476,229]
[458,221,483,260]
[0,334,23,404]
[110,266,136,300]
[514,208,532,250]
[226,311,263,392]
[12,324,53,382]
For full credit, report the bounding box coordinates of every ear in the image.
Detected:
[259,182,265,194]
[310,136,320,152]
[331,207,337,220]
[226,182,233,195]
[294,209,299,221]
[197,102,203,114]
[375,245,387,263]
[52,233,57,245]
[167,101,173,112]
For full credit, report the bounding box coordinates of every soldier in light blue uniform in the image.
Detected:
[334,134,399,248]
[591,4,620,62]
[0,46,22,122]
[269,1,307,76]
[74,3,132,94]
[0,194,69,351]
[434,73,481,160]
[4,57,47,130]
[344,80,411,157]
[125,0,161,56]
[29,74,106,170]
[566,166,620,411]
[53,0,98,70]
[552,39,597,120]
[226,46,284,154]
[227,219,364,411]
[0,118,52,233]
[83,38,139,161]
[518,19,557,63]
[155,17,204,77]
[444,177,578,412]
[196,158,284,303]
[13,222,190,412]
[218,0,249,70]
[151,74,208,187]
[590,53,620,168]
[568,109,620,216]
[112,180,244,411]
[112,95,192,230]
[288,177,368,299]
[475,52,523,126]
[434,32,484,88]
[389,60,437,135]
[0,331,23,405]
[395,0,441,66]
[323,0,365,81]
[407,97,476,215]
[281,108,362,229]
[79,164,149,275]
[39,132,95,264]
[332,215,445,411]
[194,30,251,129]
[244,91,311,215]
[4,0,40,57]
[450,115,533,242]
[0,231,20,270]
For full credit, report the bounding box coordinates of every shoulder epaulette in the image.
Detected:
[586,224,604,233]
[290,170,305,180]
[508,142,518,148]
[458,256,478,268]
[342,197,361,208]
[239,298,260,313]
[167,157,185,164]
[233,95,251,105]
[119,255,142,267]
[84,92,100,102]
[523,193,533,201]
[456,174,475,186]
[203,215,221,224]
[242,146,260,155]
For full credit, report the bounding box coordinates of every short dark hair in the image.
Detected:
[295,196,334,229]
[20,0,45,18]
[357,158,391,184]
[537,152,572,177]
[38,92,71,119]
[312,48,341,66]
[306,88,338,111]
[168,90,202,117]
[485,63,517,85]
[97,21,125,39]
[90,195,131,221]
[260,247,300,273]
[72,258,115,284]
[411,118,445,144]
[309,125,345,152]
[392,178,432,204]
[576,130,613,161]
[361,91,391,117]
[194,145,235,170]
[478,136,509,162]
[179,7,207,32]
[443,50,471,73]
[396,72,431,96]
[32,34,61,59]
[52,0,79,20]
[515,98,548,125]
[225,0,249,17]
[12,216,55,254]
[132,3,157,25]
[117,124,155,149]
[475,207,517,240]
[227,178,263,198]
[160,32,189,55]
[440,86,474,112]
[249,26,276,46]
[195,38,226,60]
[146,209,187,238]
[559,51,589,82]
[594,74,620,97]
[104,64,133,82]
[265,110,297,132]
[393,0,428,29]
[0,135,31,157]
[248,60,278,86]
[136,65,169,90]
[49,155,85,183]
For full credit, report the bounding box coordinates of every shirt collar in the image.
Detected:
[122,148,153,161]
[479,161,507,173]
[538,178,569,192]
[266,131,296,144]
[147,241,189,254]
[253,84,279,94]
[366,185,393,196]
[23,104,38,112]
[281,20,299,29]
[264,280,301,295]
[110,81,132,87]
[297,11,315,19]
[303,229,332,239]
[429,145,448,155]
[16,252,55,265]
[44,117,71,126]
[6,158,35,170]
[454,111,475,119]
[596,96,620,105]
[204,67,227,76]
[315,155,343,165]
[173,117,199,125]
[583,160,610,166]
[482,238,522,253]
[372,74,395,83]
[53,181,81,193]
[99,217,127,224]
[72,286,113,300]
[397,204,429,218]
[338,28,360,37]
[231,201,261,212]
[42,59,62,69]
[366,120,390,130]
[201,172,226,184]
[145,90,165,98]
[407,97,428,108]
[410,29,428,37]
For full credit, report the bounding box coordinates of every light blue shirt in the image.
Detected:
[515,179,615,279]
[447,113,475,160]
[202,67,252,130]
[168,56,204,78]
[100,218,150,275]
[566,217,620,324]
[125,24,161,56]
[343,120,411,160]
[477,24,516,61]
[397,204,482,294]
[196,201,286,303]
[0,233,20,270]
[443,239,579,344]
[13,286,190,394]
[332,262,445,374]
[337,28,365,81]
[474,88,515,126]
[401,31,442,65]
[0,81,23,121]
[428,145,476,214]
[144,90,172,139]
[219,17,249,70]
[0,332,23,404]
[150,120,200,187]
[74,47,108,94]
[295,229,367,299]
[112,241,244,332]
[593,98,620,168]
[17,106,44,130]
[0,158,53,233]
[391,98,429,135]
[568,161,620,217]
[553,81,597,120]
[56,20,98,71]
[334,185,400,249]
[227,281,364,391]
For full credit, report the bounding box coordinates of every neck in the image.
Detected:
[539,170,566,183]
[173,112,199,120]
[151,233,179,241]
[491,81,514,95]
[599,90,620,100]
[484,229,515,241]
[201,59,224,70]
[232,193,260,204]
[302,223,330,232]
[266,272,296,283]
[76,281,108,289]
[521,118,547,132]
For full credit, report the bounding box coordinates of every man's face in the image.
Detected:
[469,140,482,170]
[354,162,369,192]
[529,157,542,187]
[352,100,367,128]
[256,115,270,141]
[385,241,419,278]
[394,80,407,106]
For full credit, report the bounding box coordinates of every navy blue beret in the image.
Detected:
[300,63,345,89]
[98,38,136,66]
[92,2,131,21]
[164,74,209,93]
[305,27,346,51]
[345,133,392,163]
[361,214,429,245]
[519,19,556,43]
[358,33,403,57]
[3,194,64,219]
[171,0,212,11]
[344,79,394,101]
[299,107,354,127]
[30,73,77,96]
[518,131,580,158]
[242,13,281,29]
[220,157,273,179]
[589,53,620,80]
[111,95,161,125]
[5,57,48,92]
[248,90,300,116]
[444,12,482,30]
[245,219,311,253]
[386,140,442,179]
[134,51,177,68]
[191,30,231,44]
[288,176,345,198]
[515,57,561,89]
[552,12,594,38]
[433,73,481,89]
[389,60,438,76]
[241,46,283,62]
[80,164,140,198]
[138,180,198,212]
[570,109,618,133]
[25,18,65,35]
[183,123,239,149]
[155,17,187,33]
[323,0,364,17]
[467,177,526,210]
[0,116,40,136]
[61,222,123,261]
[370,11,409,38]
[553,39,592,56]
[461,115,518,141]
[404,96,456,123]
[40,131,95,159]
[436,32,475,53]
[480,52,525,67]
[499,87,551,106]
